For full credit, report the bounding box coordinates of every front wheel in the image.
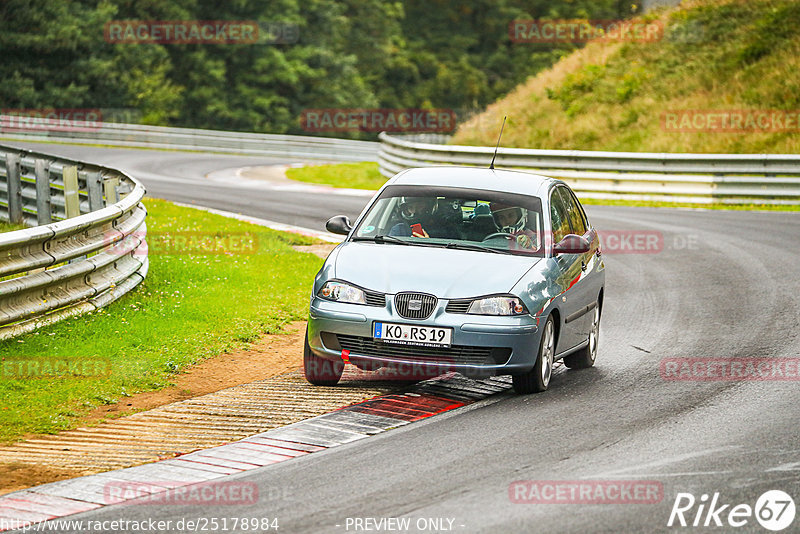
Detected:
[512,315,555,394]
[304,328,343,386]
[564,305,600,369]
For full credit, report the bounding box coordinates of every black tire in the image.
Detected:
[512,315,555,394]
[564,304,600,369]
[304,328,343,386]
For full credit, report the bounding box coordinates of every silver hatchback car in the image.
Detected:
[305,167,605,394]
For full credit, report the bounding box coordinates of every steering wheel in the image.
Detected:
[482,232,515,242]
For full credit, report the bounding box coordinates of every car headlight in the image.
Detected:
[318,281,367,305]
[467,296,528,316]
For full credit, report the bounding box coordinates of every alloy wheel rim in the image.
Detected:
[541,320,554,386]
[589,307,599,362]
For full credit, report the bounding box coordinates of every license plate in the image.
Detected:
[373,322,452,348]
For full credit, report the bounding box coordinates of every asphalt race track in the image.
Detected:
[6,143,800,533]
[1,142,370,230]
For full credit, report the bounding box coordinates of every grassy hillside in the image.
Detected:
[452,0,800,153]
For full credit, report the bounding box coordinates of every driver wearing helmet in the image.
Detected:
[389,196,436,238]
[489,202,537,249]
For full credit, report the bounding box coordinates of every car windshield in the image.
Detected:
[351,185,544,256]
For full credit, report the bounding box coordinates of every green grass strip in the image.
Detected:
[0,198,323,444]
[286,162,387,190]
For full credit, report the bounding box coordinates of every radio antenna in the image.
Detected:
[489,116,506,170]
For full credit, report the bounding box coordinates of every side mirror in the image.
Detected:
[553,234,591,255]
[326,215,353,236]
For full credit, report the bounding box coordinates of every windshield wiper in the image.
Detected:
[352,235,410,245]
[443,242,507,254]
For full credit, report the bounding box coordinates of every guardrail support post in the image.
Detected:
[103,176,119,206]
[63,165,80,218]
[5,153,23,224]
[35,159,52,225]
[87,172,104,211]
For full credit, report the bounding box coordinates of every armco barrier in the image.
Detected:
[377,133,800,204]
[0,144,147,339]
[0,116,379,162]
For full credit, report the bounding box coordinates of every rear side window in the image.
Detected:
[550,187,571,244]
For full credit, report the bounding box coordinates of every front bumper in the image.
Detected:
[308,296,542,377]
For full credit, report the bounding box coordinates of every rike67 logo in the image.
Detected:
[668,490,796,531]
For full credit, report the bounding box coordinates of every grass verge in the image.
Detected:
[0,221,27,232]
[0,198,324,444]
[286,162,386,190]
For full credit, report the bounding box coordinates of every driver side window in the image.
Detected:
[563,189,587,236]
[550,188,571,245]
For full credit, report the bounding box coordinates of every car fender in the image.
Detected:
[510,258,565,324]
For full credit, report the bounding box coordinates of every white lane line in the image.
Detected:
[767,462,800,472]
[588,446,740,478]
[111,166,375,199]
[171,202,344,243]
[584,471,734,478]
[206,166,375,197]
[121,169,202,186]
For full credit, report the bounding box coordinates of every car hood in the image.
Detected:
[332,242,540,298]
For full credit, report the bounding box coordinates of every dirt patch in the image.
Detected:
[237,164,292,183]
[293,244,337,258]
[0,463,85,496]
[0,321,308,496]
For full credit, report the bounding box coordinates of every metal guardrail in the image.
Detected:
[0,116,379,162]
[0,144,147,339]
[378,133,800,204]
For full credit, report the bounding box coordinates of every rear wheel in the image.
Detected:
[564,305,600,369]
[304,328,343,386]
[512,316,554,394]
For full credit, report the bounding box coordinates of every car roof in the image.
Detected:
[387,166,557,198]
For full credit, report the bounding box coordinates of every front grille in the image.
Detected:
[336,334,511,366]
[394,292,437,319]
[445,298,472,314]
[364,290,386,307]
